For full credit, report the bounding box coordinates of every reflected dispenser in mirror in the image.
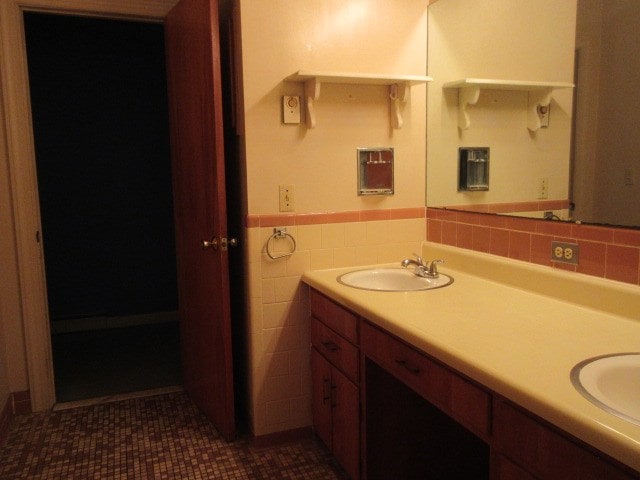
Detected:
[458,147,489,191]
[358,148,394,195]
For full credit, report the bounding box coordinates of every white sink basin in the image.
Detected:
[571,353,640,426]
[337,268,453,292]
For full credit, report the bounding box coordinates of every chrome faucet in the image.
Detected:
[400,255,443,279]
[401,254,425,270]
[426,259,443,278]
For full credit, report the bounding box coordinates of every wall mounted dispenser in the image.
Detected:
[458,147,489,191]
[358,148,394,195]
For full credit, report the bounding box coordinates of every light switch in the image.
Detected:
[282,96,301,124]
[279,184,294,212]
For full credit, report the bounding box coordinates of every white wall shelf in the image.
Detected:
[442,78,574,131]
[286,70,432,129]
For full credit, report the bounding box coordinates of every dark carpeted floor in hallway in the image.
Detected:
[0,391,347,479]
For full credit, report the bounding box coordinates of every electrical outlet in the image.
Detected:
[279,184,294,212]
[282,96,301,124]
[551,241,579,265]
[537,104,550,128]
[536,177,549,199]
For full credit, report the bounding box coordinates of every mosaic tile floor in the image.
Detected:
[0,391,347,480]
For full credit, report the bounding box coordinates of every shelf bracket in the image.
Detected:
[527,88,553,132]
[390,82,410,129]
[458,86,481,130]
[304,78,321,129]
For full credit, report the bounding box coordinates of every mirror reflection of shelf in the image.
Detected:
[286,70,432,129]
[443,78,574,131]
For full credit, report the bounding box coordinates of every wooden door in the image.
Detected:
[165,0,235,440]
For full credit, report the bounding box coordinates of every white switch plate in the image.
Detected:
[536,177,549,199]
[282,96,301,124]
[279,184,294,212]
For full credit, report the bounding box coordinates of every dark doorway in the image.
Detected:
[24,12,181,403]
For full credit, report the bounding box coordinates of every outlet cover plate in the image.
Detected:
[551,241,579,264]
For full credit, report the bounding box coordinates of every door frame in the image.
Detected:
[0,0,179,411]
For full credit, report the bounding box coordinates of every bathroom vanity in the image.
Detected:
[303,243,640,479]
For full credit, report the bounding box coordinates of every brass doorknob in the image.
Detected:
[202,237,219,250]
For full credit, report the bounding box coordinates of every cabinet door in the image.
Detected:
[492,454,537,480]
[311,349,333,449]
[332,366,360,480]
[493,399,636,480]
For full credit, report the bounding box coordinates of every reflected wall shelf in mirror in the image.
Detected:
[443,78,574,131]
[286,70,432,129]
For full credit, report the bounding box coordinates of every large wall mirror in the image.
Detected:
[426,0,640,229]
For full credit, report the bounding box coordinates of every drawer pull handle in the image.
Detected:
[331,383,337,407]
[322,340,340,352]
[395,358,421,375]
[322,377,331,404]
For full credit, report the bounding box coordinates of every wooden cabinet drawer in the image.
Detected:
[311,317,359,384]
[493,399,636,480]
[361,321,491,437]
[310,289,358,345]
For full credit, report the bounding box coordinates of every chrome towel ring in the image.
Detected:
[266,228,297,260]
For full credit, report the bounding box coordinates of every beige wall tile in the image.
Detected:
[249,332,264,368]
[265,398,290,425]
[262,325,303,353]
[394,218,426,242]
[263,351,290,377]
[261,255,287,278]
[247,261,263,299]
[321,223,345,248]
[289,395,312,425]
[263,373,302,401]
[333,247,357,267]
[262,302,290,329]
[355,245,379,265]
[246,227,263,263]
[297,224,322,250]
[261,278,275,303]
[345,222,367,246]
[366,220,391,245]
[273,276,299,303]
[288,348,309,375]
[285,251,309,276]
[310,249,333,270]
[248,297,264,334]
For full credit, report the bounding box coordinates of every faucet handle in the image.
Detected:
[428,259,444,277]
[412,253,424,266]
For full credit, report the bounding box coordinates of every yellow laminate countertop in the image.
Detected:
[302,242,640,472]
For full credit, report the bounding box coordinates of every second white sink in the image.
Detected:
[571,353,640,426]
[337,267,453,292]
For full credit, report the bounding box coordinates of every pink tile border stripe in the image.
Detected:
[245,207,426,228]
[427,207,640,286]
